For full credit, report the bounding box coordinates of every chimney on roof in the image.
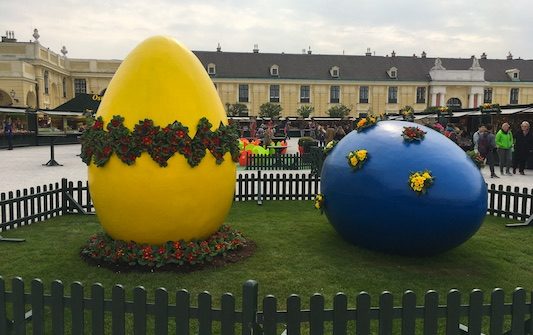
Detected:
[480,52,487,59]
[421,51,427,58]
[253,44,259,53]
[507,52,513,60]
[391,50,396,57]
[1,30,17,42]
[365,48,372,56]
[307,46,312,55]
[216,43,221,52]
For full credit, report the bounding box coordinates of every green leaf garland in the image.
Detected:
[80,115,240,168]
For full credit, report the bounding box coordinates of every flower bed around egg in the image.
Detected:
[80,225,254,272]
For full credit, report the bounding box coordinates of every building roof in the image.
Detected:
[193,51,533,83]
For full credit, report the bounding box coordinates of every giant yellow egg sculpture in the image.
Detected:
[86,36,237,245]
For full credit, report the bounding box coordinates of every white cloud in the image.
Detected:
[1,0,532,60]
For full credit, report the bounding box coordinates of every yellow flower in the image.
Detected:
[357,119,367,127]
[350,156,358,166]
[314,201,321,209]
[356,150,367,161]
[422,172,431,179]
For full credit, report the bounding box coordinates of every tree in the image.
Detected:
[259,102,282,119]
[296,105,314,118]
[327,104,351,118]
[225,103,248,116]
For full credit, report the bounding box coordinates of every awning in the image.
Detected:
[414,114,437,120]
[519,107,533,114]
[0,107,27,114]
[37,110,84,116]
[450,111,472,117]
[500,108,523,115]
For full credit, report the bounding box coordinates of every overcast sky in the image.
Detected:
[1,0,531,60]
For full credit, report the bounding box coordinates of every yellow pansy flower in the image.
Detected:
[356,150,367,161]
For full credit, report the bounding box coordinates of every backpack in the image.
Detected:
[478,133,489,156]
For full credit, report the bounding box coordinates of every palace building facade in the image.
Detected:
[1,30,533,117]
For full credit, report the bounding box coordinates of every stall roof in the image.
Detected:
[450,111,472,117]
[53,93,102,113]
[414,114,437,120]
[37,110,84,116]
[519,107,533,114]
[0,107,27,114]
[500,108,523,115]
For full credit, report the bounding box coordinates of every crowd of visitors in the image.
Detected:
[230,116,533,173]
[472,121,532,177]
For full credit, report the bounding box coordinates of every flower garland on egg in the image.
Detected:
[355,116,378,132]
[323,140,338,155]
[402,126,427,142]
[80,225,247,269]
[408,170,434,195]
[80,115,240,168]
[347,149,369,170]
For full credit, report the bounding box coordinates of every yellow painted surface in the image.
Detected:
[88,36,236,244]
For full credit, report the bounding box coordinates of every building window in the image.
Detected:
[514,73,519,79]
[238,84,249,103]
[483,88,492,104]
[270,85,280,103]
[446,98,462,109]
[270,65,279,76]
[359,86,369,103]
[62,77,67,98]
[416,87,426,104]
[388,87,398,104]
[330,85,340,103]
[300,85,310,103]
[44,71,49,95]
[74,79,86,96]
[387,67,398,79]
[330,66,340,78]
[207,63,216,75]
[510,88,519,104]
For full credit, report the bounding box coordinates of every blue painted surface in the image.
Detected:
[321,121,487,255]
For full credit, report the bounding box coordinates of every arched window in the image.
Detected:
[44,70,49,95]
[446,98,462,110]
[62,77,67,98]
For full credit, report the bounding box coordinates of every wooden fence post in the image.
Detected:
[61,178,68,216]
[242,280,259,335]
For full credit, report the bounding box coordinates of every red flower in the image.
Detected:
[92,120,103,130]
[103,146,112,156]
[142,136,152,146]
[177,130,185,138]
[111,119,120,127]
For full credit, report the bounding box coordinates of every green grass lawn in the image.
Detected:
[1,201,532,307]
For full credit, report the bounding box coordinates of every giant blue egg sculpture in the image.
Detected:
[321,121,487,255]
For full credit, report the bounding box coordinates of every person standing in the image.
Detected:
[495,122,514,176]
[512,121,532,175]
[4,118,13,150]
[484,125,499,178]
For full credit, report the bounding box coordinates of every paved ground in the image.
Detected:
[1,140,532,194]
